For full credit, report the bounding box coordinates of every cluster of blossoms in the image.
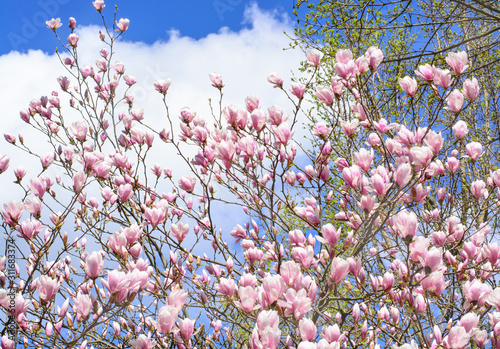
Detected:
[1,2,500,349]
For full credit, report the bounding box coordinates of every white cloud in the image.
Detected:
[0,3,309,236]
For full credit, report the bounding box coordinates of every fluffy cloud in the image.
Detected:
[0,3,309,231]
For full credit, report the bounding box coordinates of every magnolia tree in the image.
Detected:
[1,2,500,349]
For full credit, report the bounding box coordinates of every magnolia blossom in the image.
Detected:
[117,18,130,32]
[307,49,323,67]
[399,76,418,96]
[0,154,9,174]
[452,120,468,139]
[445,89,464,113]
[46,18,62,30]
[73,292,92,320]
[446,51,468,74]
[209,72,223,88]
[463,78,479,100]
[153,79,171,94]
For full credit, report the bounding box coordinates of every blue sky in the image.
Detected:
[1,0,294,54]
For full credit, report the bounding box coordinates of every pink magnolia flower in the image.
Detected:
[364,46,384,71]
[178,318,195,341]
[373,118,396,133]
[93,0,105,11]
[392,210,418,240]
[331,76,344,96]
[443,326,470,349]
[24,197,42,217]
[67,33,79,47]
[237,286,257,312]
[117,18,130,32]
[156,305,179,334]
[307,49,323,67]
[4,133,15,144]
[2,201,24,226]
[336,49,353,64]
[179,176,196,193]
[409,146,433,168]
[130,334,155,349]
[18,220,42,240]
[250,109,266,132]
[85,251,104,278]
[445,89,464,113]
[285,290,312,321]
[483,243,500,264]
[368,133,381,147]
[370,173,389,196]
[13,167,26,182]
[463,78,479,100]
[415,64,435,81]
[40,152,55,169]
[433,68,451,88]
[267,105,287,125]
[215,278,237,297]
[261,275,286,307]
[0,154,9,174]
[209,72,223,88]
[272,122,293,145]
[299,318,317,342]
[168,289,188,310]
[101,270,130,297]
[280,261,302,287]
[446,51,468,74]
[423,130,444,154]
[108,231,128,256]
[465,142,482,161]
[452,120,468,139]
[72,171,87,193]
[341,119,359,137]
[171,222,189,242]
[153,79,172,94]
[421,271,446,296]
[342,165,362,188]
[487,288,500,310]
[394,163,412,188]
[73,292,92,320]
[356,56,369,73]
[1,336,14,349]
[459,313,479,334]
[46,18,62,30]
[463,279,491,308]
[70,121,88,141]
[292,246,314,269]
[290,82,306,99]
[335,60,358,80]
[267,73,283,88]
[58,76,70,91]
[313,122,332,138]
[36,275,60,302]
[330,257,349,284]
[124,74,136,86]
[399,76,418,96]
[353,148,373,171]
[359,195,376,214]
[319,223,340,247]
[470,180,486,199]
[68,17,76,29]
[315,86,334,106]
[118,184,133,202]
